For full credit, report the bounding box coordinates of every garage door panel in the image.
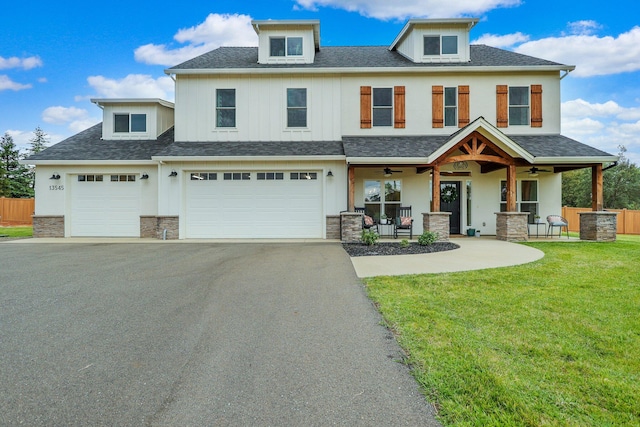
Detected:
[71,176,140,237]
[186,171,322,238]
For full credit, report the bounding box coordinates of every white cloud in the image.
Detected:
[566,20,601,36]
[0,75,32,91]
[42,106,100,134]
[515,26,640,77]
[293,0,521,20]
[87,74,175,100]
[134,13,257,66]
[562,99,640,164]
[472,32,529,48]
[4,128,63,154]
[0,55,43,70]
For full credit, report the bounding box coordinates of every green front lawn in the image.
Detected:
[365,235,640,426]
[0,226,33,238]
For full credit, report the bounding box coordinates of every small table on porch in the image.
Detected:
[378,222,395,238]
[528,221,544,238]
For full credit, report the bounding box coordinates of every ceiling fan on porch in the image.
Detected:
[383,167,402,177]
[519,166,551,177]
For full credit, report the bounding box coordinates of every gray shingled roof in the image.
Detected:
[25,124,175,161]
[154,140,344,157]
[169,45,566,71]
[27,123,611,162]
[343,136,448,158]
[509,135,613,158]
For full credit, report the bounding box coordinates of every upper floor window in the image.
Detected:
[444,87,457,127]
[216,89,236,128]
[372,88,393,127]
[287,88,307,127]
[509,87,529,126]
[270,37,303,57]
[424,35,458,56]
[114,113,146,133]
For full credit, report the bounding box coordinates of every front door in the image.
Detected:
[441,181,461,234]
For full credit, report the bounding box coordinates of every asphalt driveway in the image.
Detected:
[0,242,440,426]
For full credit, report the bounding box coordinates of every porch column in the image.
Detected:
[592,164,603,211]
[348,165,355,211]
[506,164,517,211]
[431,165,441,212]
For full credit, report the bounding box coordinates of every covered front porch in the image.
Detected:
[341,118,618,243]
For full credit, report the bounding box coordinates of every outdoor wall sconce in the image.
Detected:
[327,170,333,177]
[49,173,61,180]
[140,173,149,179]
[169,170,178,177]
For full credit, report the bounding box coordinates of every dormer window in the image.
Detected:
[114,113,146,133]
[423,35,458,56]
[270,37,303,57]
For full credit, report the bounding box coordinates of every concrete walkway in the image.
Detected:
[350,237,545,277]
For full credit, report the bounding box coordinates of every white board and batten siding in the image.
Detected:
[185,170,323,239]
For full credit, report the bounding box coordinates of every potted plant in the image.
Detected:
[380,214,388,224]
[534,214,542,223]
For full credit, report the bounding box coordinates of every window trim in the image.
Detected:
[270,36,304,57]
[286,88,307,128]
[423,35,458,56]
[372,87,393,127]
[444,87,458,127]
[363,179,403,221]
[499,179,539,223]
[113,113,146,133]
[215,89,236,128]
[508,86,530,126]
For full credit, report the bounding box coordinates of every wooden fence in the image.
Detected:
[562,206,640,235]
[0,197,35,226]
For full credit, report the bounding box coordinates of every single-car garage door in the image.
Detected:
[185,171,323,238]
[70,174,140,237]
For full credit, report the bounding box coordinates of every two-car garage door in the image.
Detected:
[185,171,323,238]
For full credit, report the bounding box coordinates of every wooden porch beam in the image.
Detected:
[431,164,441,212]
[348,165,355,211]
[506,164,517,211]
[592,164,603,211]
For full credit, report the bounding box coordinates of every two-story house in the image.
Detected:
[26,18,617,240]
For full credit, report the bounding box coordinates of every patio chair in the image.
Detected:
[355,206,378,234]
[394,206,414,239]
[546,215,569,238]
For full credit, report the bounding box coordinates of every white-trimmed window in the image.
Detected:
[500,180,538,222]
[223,172,251,181]
[257,172,284,180]
[372,88,393,127]
[509,87,529,126]
[190,172,217,180]
[110,175,136,182]
[424,35,458,56]
[216,89,236,128]
[364,179,402,221]
[287,88,307,128]
[77,174,103,182]
[270,37,303,57]
[444,87,457,127]
[114,114,146,133]
[290,172,317,180]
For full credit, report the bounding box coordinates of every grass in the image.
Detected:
[0,226,33,238]
[365,235,640,426]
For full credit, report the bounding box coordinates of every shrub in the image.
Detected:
[418,231,438,246]
[361,229,379,246]
[400,239,410,248]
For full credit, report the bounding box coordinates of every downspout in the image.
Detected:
[560,69,572,80]
[603,161,618,171]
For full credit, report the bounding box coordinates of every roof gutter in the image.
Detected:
[603,161,618,171]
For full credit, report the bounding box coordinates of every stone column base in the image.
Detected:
[32,215,65,238]
[422,212,451,241]
[326,215,340,239]
[579,211,617,242]
[139,216,179,239]
[341,212,363,243]
[495,212,528,242]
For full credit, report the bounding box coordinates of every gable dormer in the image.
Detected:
[91,99,174,140]
[252,19,320,65]
[390,18,478,64]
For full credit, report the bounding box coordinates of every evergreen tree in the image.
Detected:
[0,132,32,198]
[23,126,50,192]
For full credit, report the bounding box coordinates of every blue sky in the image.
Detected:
[2,0,640,163]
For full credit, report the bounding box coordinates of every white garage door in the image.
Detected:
[70,174,140,237]
[185,171,323,238]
